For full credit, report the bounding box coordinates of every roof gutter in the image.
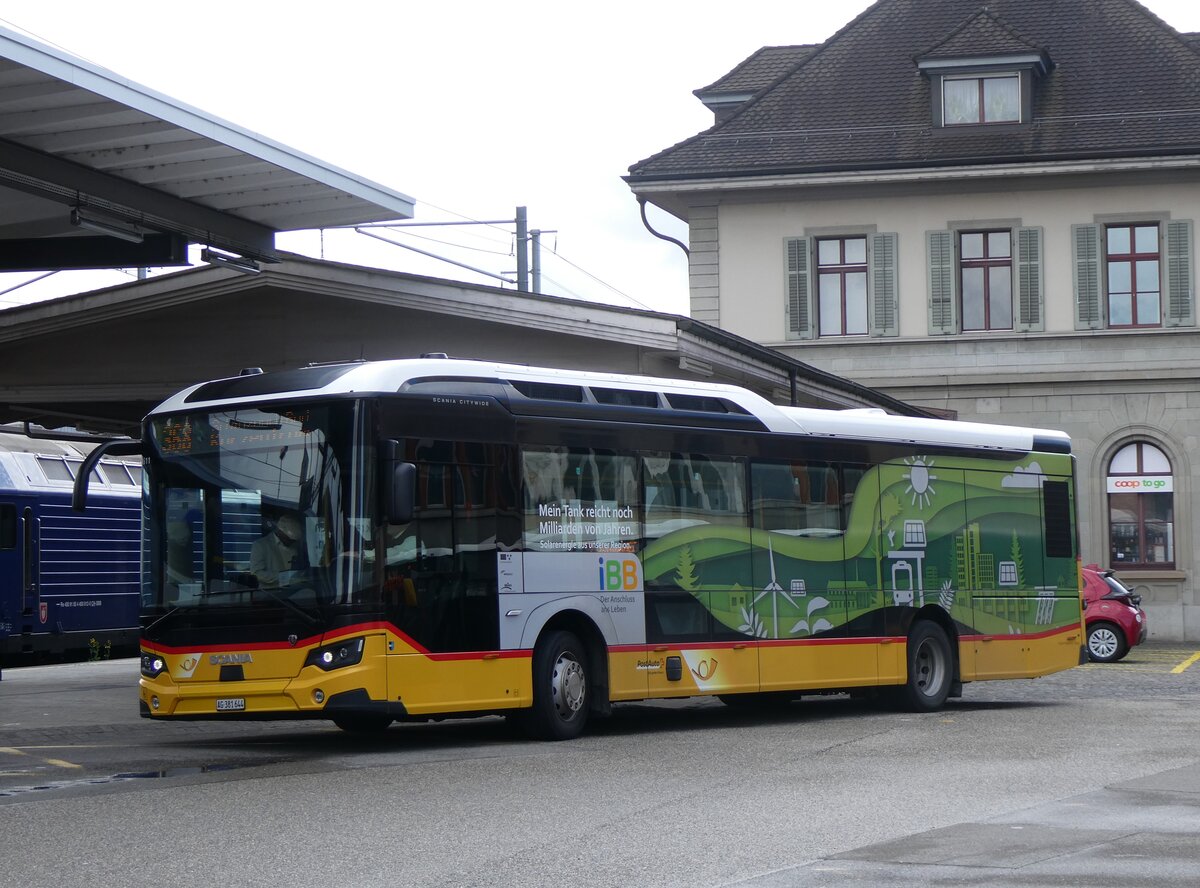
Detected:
[627,153,1200,194]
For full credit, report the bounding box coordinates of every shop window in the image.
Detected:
[1107,441,1174,568]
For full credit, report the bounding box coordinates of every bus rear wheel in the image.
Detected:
[897,621,953,712]
[526,630,589,740]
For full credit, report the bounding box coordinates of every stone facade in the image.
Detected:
[775,328,1199,640]
[679,176,1200,639]
[626,0,1200,639]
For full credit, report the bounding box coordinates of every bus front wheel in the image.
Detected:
[526,630,589,740]
[898,621,953,712]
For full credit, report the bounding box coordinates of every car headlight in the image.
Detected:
[140,652,167,678]
[304,637,365,671]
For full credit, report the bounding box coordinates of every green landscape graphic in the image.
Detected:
[642,454,1079,640]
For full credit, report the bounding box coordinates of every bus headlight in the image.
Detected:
[141,653,167,678]
[304,637,365,671]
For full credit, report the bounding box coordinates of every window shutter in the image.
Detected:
[926,230,957,334]
[1015,226,1044,332]
[1072,223,1103,330]
[1165,219,1194,327]
[869,232,899,337]
[785,237,814,340]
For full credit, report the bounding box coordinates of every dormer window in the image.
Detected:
[943,73,1020,125]
[916,10,1051,130]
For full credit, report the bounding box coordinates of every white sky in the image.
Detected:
[2,0,1200,315]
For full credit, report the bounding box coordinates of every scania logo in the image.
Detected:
[209,653,253,666]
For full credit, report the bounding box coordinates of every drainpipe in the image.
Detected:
[637,198,689,256]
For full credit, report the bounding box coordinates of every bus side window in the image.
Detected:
[642,452,746,537]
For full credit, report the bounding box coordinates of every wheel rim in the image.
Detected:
[1090,627,1119,659]
[551,651,586,720]
[912,637,947,698]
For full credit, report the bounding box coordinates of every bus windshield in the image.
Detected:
[143,401,375,620]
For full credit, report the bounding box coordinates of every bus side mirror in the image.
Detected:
[382,440,416,525]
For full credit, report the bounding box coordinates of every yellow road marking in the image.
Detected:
[0,747,82,769]
[1171,651,1200,674]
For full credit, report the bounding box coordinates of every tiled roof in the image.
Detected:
[694,45,817,96]
[917,9,1045,60]
[629,0,1200,182]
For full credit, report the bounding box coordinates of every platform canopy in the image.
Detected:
[0,24,415,271]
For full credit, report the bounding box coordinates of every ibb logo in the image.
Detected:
[1113,479,1167,489]
[598,557,640,591]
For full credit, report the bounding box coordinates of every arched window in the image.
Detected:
[1107,441,1174,568]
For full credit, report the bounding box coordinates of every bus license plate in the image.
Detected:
[216,698,246,711]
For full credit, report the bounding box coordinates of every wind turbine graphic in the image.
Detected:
[753,536,787,638]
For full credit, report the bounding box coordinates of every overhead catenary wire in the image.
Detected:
[350,199,655,310]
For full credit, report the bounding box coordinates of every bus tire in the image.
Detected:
[526,630,589,741]
[898,620,953,712]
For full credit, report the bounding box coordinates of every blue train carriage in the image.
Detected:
[0,431,142,663]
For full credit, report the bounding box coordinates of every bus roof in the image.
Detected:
[151,358,1072,455]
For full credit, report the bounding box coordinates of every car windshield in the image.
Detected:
[143,401,376,617]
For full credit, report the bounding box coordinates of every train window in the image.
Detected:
[1,504,15,549]
[99,463,136,486]
[36,456,73,482]
[65,459,104,485]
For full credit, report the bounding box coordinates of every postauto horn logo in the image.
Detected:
[598,555,641,591]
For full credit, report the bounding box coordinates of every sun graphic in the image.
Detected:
[903,456,938,509]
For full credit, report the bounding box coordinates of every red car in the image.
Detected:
[1082,564,1148,662]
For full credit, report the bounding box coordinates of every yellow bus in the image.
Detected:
[95,358,1084,739]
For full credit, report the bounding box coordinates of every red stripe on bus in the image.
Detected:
[143,619,1081,658]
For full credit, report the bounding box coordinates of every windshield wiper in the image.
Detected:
[245,585,321,625]
[196,584,320,625]
[143,603,201,635]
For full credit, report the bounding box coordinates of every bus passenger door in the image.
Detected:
[642,452,757,699]
[751,460,878,693]
[965,467,1040,680]
[876,461,971,682]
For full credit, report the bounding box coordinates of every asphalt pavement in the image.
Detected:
[1,646,1199,887]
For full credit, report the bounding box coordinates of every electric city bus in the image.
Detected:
[84,357,1085,739]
